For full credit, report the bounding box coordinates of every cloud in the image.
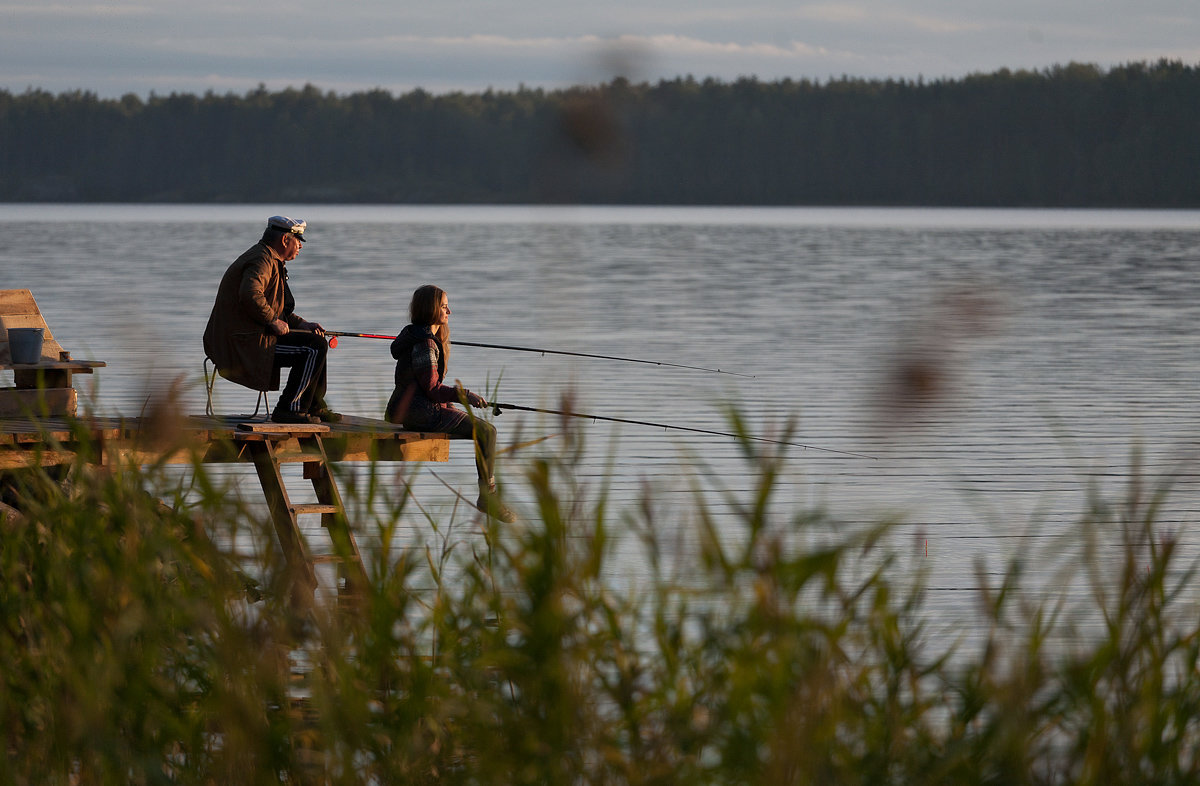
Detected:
[4,3,151,16]
[324,32,834,61]
[0,0,1196,98]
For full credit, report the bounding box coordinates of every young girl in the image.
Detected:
[385,284,516,523]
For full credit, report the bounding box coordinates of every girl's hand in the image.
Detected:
[466,391,487,408]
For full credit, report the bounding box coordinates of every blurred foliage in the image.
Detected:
[2,414,1200,784]
[2,59,1199,206]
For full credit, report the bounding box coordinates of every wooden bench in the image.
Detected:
[0,289,105,417]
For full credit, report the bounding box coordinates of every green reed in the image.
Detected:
[2,416,1199,784]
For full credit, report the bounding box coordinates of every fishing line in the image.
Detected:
[321,330,753,377]
[490,402,877,460]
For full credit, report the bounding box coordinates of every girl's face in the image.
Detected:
[434,293,451,327]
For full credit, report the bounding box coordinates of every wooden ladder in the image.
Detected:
[236,423,369,611]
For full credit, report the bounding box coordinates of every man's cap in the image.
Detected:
[267,215,307,242]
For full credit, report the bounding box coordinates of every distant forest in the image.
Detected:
[2,59,1198,206]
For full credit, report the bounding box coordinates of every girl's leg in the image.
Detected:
[442,413,512,523]
[407,410,513,521]
[470,419,498,490]
[419,409,492,486]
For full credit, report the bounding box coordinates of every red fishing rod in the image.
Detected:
[323,330,754,377]
[490,402,877,460]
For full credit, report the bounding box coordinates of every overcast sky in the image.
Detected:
[3,0,1198,98]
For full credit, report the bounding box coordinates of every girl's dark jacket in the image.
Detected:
[386,324,461,426]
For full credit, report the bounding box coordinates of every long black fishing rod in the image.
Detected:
[490,402,877,460]
[322,330,753,378]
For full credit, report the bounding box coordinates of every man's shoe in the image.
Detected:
[271,410,320,425]
[476,492,518,523]
[310,407,343,423]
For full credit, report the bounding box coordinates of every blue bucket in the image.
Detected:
[8,327,45,364]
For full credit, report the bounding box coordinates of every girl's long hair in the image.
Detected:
[410,284,450,359]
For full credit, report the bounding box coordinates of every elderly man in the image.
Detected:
[203,215,340,424]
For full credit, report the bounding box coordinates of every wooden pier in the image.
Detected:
[0,413,451,608]
[2,288,453,611]
[0,413,449,469]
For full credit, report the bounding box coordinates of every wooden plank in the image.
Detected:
[0,414,452,465]
[0,360,104,371]
[0,388,77,417]
[333,436,450,463]
[272,444,327,464]
[322,414,457,462]
[0,417,126,442]
[0,313,59,338]
[0,289,65,361]
[334,413,406,432]
[10,370,95,392]
[2,436,452,467]
[0,421,66,444]
[0,290,106,369]
[291,503,340,516]
[237,422,331,435]
[0,290,40,313]
[0,449,80,469]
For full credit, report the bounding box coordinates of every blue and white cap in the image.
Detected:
[267,215,307,242]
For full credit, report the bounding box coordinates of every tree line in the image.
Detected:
[1,59,1198,206]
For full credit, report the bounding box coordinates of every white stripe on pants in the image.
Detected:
[274,343,320,413]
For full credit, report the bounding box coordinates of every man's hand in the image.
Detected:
[268,318,290,336]
[301,320,326,337]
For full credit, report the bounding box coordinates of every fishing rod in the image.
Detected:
[490,402,877,460]
[321,330,753,377]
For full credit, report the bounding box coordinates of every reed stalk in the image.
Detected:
[1,414,1197,784]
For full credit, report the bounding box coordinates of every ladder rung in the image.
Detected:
[274,452,325,464]
[311,554,346,564]
[290,503,340,516]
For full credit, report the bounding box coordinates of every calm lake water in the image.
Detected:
[4,204,1200,640]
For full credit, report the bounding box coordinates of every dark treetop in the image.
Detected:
[2,59,1197,207]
